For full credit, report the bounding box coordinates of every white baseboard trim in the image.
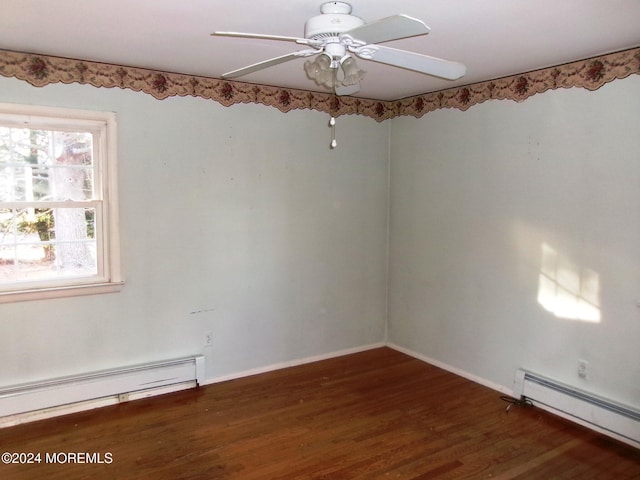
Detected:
[386,342,514,397]
[201,342,386,386]
[0,381,196,428]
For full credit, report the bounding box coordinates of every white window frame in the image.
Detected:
[0,103,122,302]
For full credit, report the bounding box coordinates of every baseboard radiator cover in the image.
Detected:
[0,355,205,426]
[514,369,640,448]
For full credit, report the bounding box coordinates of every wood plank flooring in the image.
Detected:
[0,347,638,479]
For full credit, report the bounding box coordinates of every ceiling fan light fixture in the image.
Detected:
[339,56,365,86]
[304,53,330,77]
[305,52,364,91]
[305,53,337,88]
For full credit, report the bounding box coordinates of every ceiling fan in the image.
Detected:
[212,1,466,96]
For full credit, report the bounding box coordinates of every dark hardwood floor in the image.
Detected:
[1,347,638,479]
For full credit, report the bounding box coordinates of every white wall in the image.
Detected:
[0,76,389,385]
[3,70,639,413]
[388,76,640,407]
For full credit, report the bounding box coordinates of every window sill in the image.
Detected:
[0,281,124,304]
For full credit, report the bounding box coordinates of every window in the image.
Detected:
[0,103,121,302]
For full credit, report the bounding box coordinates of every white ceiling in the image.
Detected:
[2,0,639,101]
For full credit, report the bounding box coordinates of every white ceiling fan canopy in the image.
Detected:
[304,2,365,40]
[320,1,352,14]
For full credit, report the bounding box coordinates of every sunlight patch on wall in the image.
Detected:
[537,244,601,323]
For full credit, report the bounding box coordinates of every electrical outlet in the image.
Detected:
[204,331,213,347]
[577,359,589,379]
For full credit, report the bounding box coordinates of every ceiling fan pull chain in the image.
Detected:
[329,116,337,148]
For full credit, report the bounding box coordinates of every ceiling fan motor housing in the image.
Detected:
[305,2,364,39]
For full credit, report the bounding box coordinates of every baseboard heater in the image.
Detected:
[0,355,205,427]
[514,369,640,448]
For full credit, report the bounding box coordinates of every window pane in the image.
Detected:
[0,127,94,202]
[0,165,16,202]
[51,207,97,273]
[0,207,97,283]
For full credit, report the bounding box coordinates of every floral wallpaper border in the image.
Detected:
[0,47,638,122]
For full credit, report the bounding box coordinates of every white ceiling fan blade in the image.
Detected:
[221,50,320,79]
[358,45,466,80]
[344,14,430,44]
[212,31,311,45]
